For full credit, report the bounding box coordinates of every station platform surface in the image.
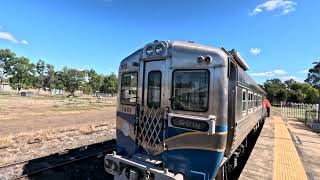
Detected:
[239,115,320,180]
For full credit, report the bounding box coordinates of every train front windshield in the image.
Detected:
[172,70,209,112]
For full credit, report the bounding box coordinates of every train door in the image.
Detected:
[225,59,237,156]
[137,60,167,155]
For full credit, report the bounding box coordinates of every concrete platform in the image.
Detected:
[239,115,320,180]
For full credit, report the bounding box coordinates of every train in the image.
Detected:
[104,40,266,180]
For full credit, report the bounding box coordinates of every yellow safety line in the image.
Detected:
[273,116,308,180]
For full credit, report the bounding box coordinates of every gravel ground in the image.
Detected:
[0,123,116,180]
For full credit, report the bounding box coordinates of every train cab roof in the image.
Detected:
[118,40,265,94]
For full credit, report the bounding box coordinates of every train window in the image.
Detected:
[248,91,253,112]
[254,94,258,108]
[147,71,161,108]
[258,95,262,108]
[120,72,138,105]
[172,70,209,112]
[242,89,247,115]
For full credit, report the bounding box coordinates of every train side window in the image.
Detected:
[259,95,262,109]
[120,72,138,105]
[248,91,253,113]
[254,94,257,110]
[147,71,161,108]
[242,89,247,116]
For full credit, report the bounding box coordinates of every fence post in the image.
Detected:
[305,108,307,125]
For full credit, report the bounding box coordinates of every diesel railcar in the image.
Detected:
[105,41,266,180]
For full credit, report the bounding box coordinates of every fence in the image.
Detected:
[281,101,320,132]
[280,102,318,119]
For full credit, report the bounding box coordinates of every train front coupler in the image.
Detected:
[104,151,184,180]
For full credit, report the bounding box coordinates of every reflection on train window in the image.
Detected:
[253,93,257,110]
[248,92,253,112]
[120,72,138,105]
[172,70,209,112]
[242,90,247,113]
[147,71,161,108]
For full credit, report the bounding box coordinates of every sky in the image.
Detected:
[0,0,319,84]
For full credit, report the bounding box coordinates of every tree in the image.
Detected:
[306,62,320,89]
[263,78,287,104]
[44,64,55,90]
[86,69,103,94]
[284,79,296,89]
[305,62,320,123]
[61,67,85,96]
[53,71,64,90]
[100,73,118,95]
[0,49,16,84]
[34,60,45,92]
[6,57,35,89]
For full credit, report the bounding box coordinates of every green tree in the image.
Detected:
[61,67,85,96]
[53,71,64,90]
[44,64,55,90]
[34,60,46,92]
[306,62,320,89]
[284,79,296,89]
[263,78,287,104]
[86,69,103,94]
[0,49,16,84]
[100,73,117,95]
[6,57,35,90]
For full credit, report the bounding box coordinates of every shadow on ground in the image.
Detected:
[22,140,115,180]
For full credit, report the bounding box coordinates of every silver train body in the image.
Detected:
[105,41,266,180]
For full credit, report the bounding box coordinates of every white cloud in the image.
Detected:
[250,0,297,16]
[0,31,29,45]
[21,40,29,45]
[0,31,18,43]
[281,76,304,82]
[252,71,274,76]
[252,69,287,77]
[298,69,308,74]
[273,69,287,75]
[250,48,261,56]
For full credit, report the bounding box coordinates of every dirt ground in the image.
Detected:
[0,94,117,167]
[0,95,116,137]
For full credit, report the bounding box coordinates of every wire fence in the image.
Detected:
[281,101,320,132]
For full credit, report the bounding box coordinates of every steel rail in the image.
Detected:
[0,139,116,179]
[16,146,115,179]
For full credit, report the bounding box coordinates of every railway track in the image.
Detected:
[0,139,116,180]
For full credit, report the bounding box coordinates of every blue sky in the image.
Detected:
[0,0,319,84]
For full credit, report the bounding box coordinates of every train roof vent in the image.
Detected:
[229,49,250,71]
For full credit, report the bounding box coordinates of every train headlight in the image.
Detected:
[171,117,209,132]
[146,46,154,56]
[204,56,212,64]
[197,56,204,64]
[155,45,165,55]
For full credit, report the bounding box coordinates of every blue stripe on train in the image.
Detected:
[116,111,135,125]
[116,129,138,156]
[215,125,228,133]
[161,149,224,180]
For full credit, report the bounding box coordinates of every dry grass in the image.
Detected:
[0,94,117,168]
[0,95,116,121]
[0,123,116,167]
